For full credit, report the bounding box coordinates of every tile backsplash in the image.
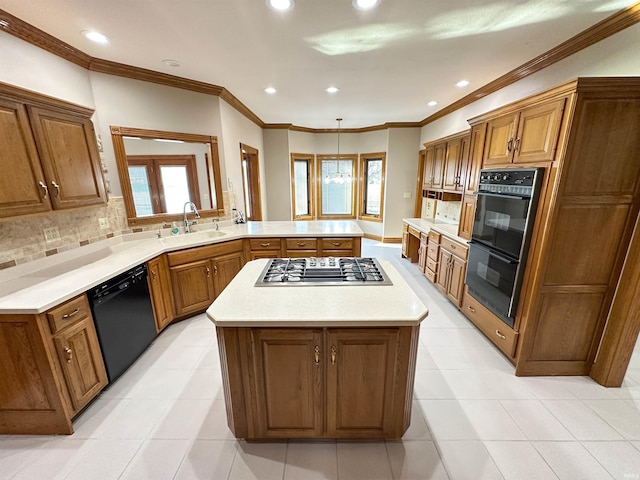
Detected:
[434,200,462,223]
[0,195,231,269]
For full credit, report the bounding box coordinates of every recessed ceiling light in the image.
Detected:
[353,0,380,10]
[326,87,340,94]
[267,0,294,12]
[456,80,470,87]
[162,59,181,67]
[82,30,109,44]
[427,101,438,107]
[264,87,277,94]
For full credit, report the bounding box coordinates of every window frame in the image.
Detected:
[290,153,315,221]
[358,152,386,222]
[316,154,357,219]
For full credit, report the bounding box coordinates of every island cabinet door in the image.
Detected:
[251,329,323,438]
[325,329,400,438]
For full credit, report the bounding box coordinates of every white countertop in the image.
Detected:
[402,218,467,244]
[206,259,428,327]
[0,220,363,315]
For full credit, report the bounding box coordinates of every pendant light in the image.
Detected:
[324,118,351,184]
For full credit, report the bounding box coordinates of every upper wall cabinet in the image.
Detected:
[0,83,106,219]
[483,98,566,166]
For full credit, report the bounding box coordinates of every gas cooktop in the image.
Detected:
[255,257,393,286]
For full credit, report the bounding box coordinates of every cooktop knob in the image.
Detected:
[502,173,511,181]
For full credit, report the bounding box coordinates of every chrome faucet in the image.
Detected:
[214,219,219,231]
[183,201,200,233]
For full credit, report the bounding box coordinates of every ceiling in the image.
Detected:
[1,0,637,129]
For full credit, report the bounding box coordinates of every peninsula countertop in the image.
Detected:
[206,258,428,327]
[0,220,363,314]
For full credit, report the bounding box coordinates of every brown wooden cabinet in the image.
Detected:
[421,146,435,189]
[464,124,486,197]
[435,236,468,307]
[458,196,476,240]
[425,230,440,283]
[247,238,283,260]
[0,83,106,219]
[0,293,107,434]
[212,251,244,295]
[147,255,174,333]
[483,98,565,166]
[418,233,428,273]
[218,325,419,440]
[442,134,470,193]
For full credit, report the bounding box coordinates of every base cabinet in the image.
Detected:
[147,255,174,333]
[218,325,419,439]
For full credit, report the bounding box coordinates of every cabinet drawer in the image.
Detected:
[428,231,441,244]
[420,233,429,244]
[440,237,468,260]
[426,257,438,273]
[47,294,90,334]
[425,268,436,283]
[461,291,518,358]
[286,238,318,250]
[407,226,420,238]
[250,238,282,250]
[321,238,353,251]
[427,242,439,261]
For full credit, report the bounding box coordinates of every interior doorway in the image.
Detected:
[240,143,262,221]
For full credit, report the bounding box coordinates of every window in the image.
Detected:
[317,155,357,218]
[290,153,315,220]
[359,153,386,222]
[126,155,200,216]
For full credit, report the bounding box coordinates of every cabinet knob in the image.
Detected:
[214,265,218,275]
[62,308,79,319]
[51,181,61,197]
[38,181,49,198]
[314,345,320,365]
[468,305,476,313]
[260,243,270,247]
[64,346,73,363]
[495,330,507,340]
[151,269,157,280]
[206,267,211,278]
[331,345,337,365]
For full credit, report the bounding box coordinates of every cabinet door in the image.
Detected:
[251,329,323,438]
[465,124,486,196]
[28,106,106,210]
[170,259,215,317]
[326,329,399,437]
[483,113,518,166]
[513,98,565,164]
[442,137,462,191]
[456,134,470,193]
[446,255,467,307]
[458,196,476,240]
[401,231,409,258]
[431,142,446,189]
[422,146,435,189]
[53,317,107,413]
[418,236,428,273]
[0,98,52,218]
[435,248,451,294]
[212,251,244,295]
[148,256,173,333]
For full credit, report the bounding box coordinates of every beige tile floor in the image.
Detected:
[2,238,640,479]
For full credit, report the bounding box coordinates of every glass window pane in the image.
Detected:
[321,159,353,215]
[294,160,309,217]
[160,165,190,214]
[365,159,382,216]
[128,166,154,217]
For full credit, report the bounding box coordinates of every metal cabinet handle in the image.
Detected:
[314,345,320,365]
[38,181,49,198]
[62,308,79,319]
[507,139,513,152]
[331,345,337,364]
[260,242,270,247]
[64,346,73,363]
[297,242,306,247]
[332,242,341,246]
[51,181,61,197]
[206,267,211,278]
[450,244,456,250]
[468,305,476,313]
[151,269,157,280]
[514,137,521,152]
[495,330,507,340]
[214,265,218,275]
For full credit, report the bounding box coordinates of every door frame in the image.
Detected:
[239,143,262,221]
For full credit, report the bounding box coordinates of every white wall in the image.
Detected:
[289,131,315,153]
[219,100,265,217]
[420,22,640,143]
[263,129,291,220]
[0,31,94,107]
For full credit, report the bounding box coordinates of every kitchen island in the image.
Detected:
[206,258,428,440]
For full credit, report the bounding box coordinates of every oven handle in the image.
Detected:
[469,241,519,264]
[474,191,530,200]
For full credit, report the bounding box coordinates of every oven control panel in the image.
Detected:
[478,168,543,197]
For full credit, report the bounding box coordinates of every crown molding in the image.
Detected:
[2,4,639,131]
[420,2,640,126]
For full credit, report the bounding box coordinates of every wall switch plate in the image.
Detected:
[403,192,411,198]
[99,217,109,229]
[43,226,60,242]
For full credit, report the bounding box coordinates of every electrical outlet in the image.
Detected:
[98,217,109,229]
[43,226,60,242]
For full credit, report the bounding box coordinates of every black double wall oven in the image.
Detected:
[465,168,544,328]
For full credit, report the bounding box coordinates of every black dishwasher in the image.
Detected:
[88,263,157,382]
